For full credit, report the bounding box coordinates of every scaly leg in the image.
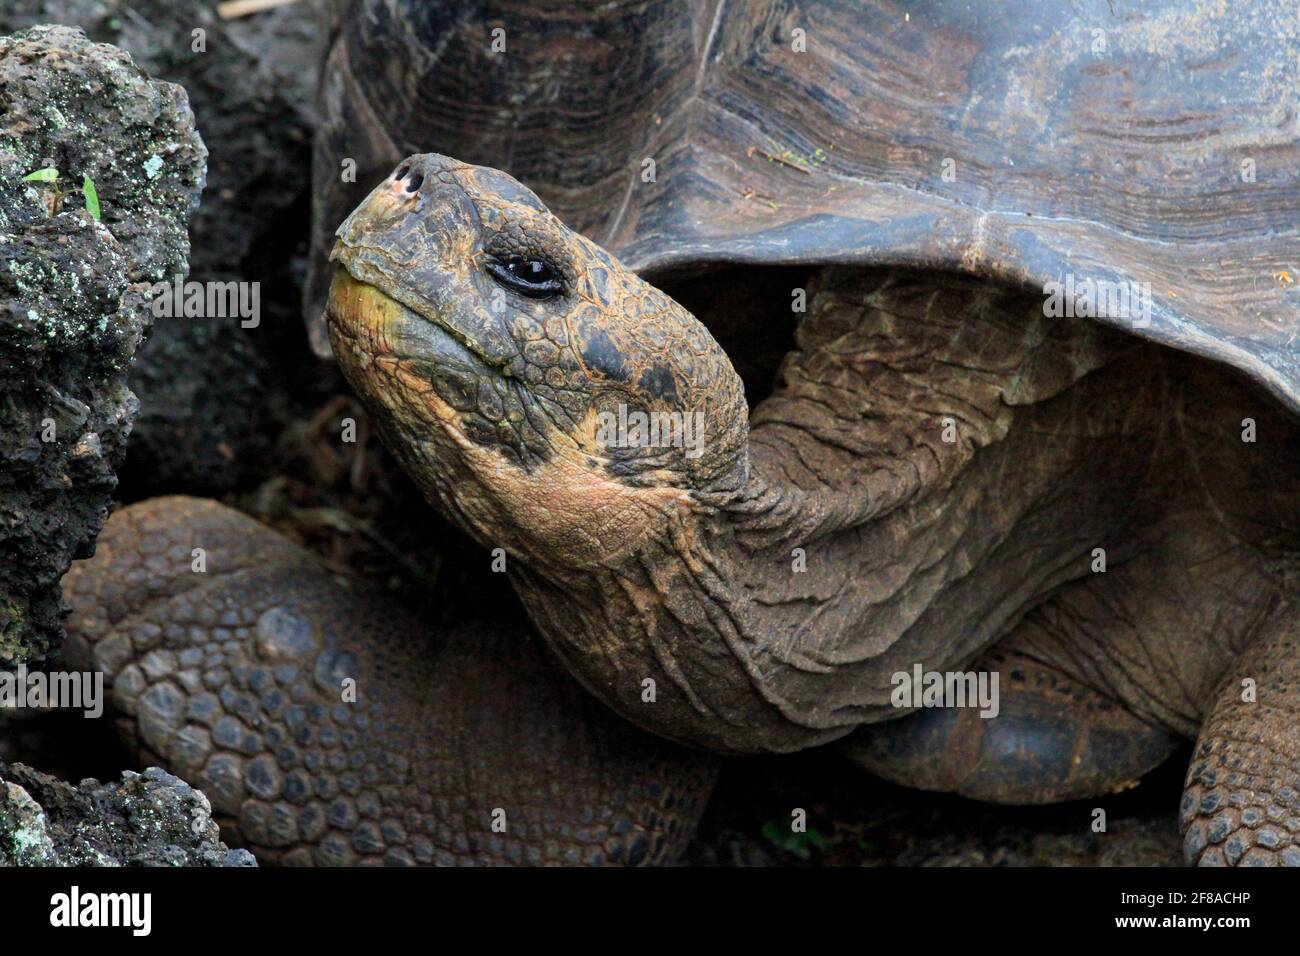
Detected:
[1183,605,1300,866]
[61,497,716,866]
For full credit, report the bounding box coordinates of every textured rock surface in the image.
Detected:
[0,24,204,663]
[0,760,255,865]
[0,1,322,494]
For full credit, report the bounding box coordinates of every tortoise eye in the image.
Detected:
[486,256,563,299]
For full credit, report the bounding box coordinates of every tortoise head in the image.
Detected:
[326,154,749,568]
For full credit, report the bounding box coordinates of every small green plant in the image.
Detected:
[19,167,101,220]
[81,175,100,220]
[760,820,831,860]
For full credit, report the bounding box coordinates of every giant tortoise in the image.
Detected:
[66,0,1300,866]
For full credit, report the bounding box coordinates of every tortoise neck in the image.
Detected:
[511,271,1144,751]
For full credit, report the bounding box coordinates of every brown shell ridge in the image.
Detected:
[622,197,1300,415]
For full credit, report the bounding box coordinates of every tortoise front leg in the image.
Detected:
[61,497,717,866]
[1182,606,1300,866]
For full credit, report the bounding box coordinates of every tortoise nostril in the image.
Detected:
[394,165,410,180]
[406,173,424,192]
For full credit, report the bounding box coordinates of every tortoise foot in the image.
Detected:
[1183,611,1300,867]
[61,497,717,865]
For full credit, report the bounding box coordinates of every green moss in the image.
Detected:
[0,597,27,661]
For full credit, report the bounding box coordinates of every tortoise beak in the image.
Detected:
[326,156,523,372]
[326,270,480,366]
[324,269,397,350]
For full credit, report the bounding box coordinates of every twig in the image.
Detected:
[217,0,301,20]
[747,145,813,175]
[735,185,779,211]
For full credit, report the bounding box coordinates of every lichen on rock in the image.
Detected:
[0,24,205,663]
[0,1,323,495]
[0,761,255,866]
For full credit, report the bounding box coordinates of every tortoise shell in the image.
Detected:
[309,0,1300,412]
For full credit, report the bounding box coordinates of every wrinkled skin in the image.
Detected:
[327,154,1300,865]
[325,157,749,566]
[62,497,716,865]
